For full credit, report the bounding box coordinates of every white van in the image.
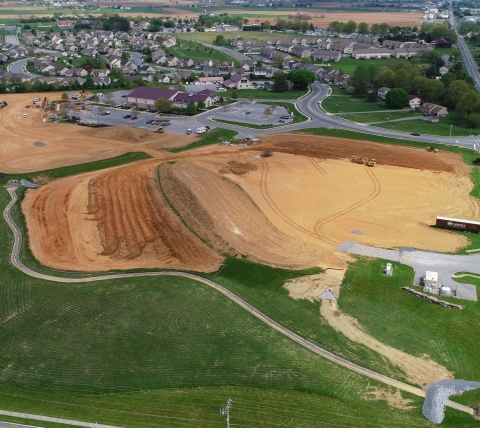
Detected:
[196,126,206,134]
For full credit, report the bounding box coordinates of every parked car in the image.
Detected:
[124,114,132,119]
[410,133,421,136]
[186,129,192,135]
[278,119,285,123]
[23,113,27,117]
[162,122,170,126]
[131,116,138,120]
[121,95,127,98]
[205,125,210,130]
[280,115,290,119]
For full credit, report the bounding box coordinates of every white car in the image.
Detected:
[23,114,27,117]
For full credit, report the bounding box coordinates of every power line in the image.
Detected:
[220,398,233,428]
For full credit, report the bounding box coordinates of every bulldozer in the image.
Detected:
[351,156,376,167]
[427,145,438,153]
[155,127,164,134]
[365,158,376,167]
[351,156,365,164]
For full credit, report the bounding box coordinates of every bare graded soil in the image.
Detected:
[0,93,193,173]
[160,161,322,269]
[255,133,467,176]
[23,160,222,272]
[22,134,479,272]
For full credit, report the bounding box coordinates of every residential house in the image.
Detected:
[291,45,312,58]
[409,95,422,109]
[216,61,235,71]
[352,48,391,59]
[202,66,221,76]
[240,59,255,71]
[312,50,341,62]
[420,102,448,118]
[330,40,355,54]
[138,65,156,74]
[439,65,449,75]
[223,73,253,89]
[334,73,351,89]
[377,87,390,99]
[253,66,274,78]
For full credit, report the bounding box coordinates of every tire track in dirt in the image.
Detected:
[313,167,381,246]
[307,157,327,176]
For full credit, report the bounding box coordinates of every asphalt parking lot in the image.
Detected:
[77,107,213,135]
[213,102,293,126]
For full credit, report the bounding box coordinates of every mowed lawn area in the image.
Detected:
[341,110,421,123]
[221,88,308,100]
[322,94,396,113]
[182,31,324,44]
[168,41,240,65]
[339,257,480,409]
[374,116,480,137]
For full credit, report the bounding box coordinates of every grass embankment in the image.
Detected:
[221,88,308,100]
[340,110,420,123]
[0,187,435,427]
[338,257,480,410]
[169,127,238,152]
[0,152,152,186]
[169,41,240,66]
[374,115,480,137]
[322,94,397,113]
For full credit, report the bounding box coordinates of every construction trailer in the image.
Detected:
[436,216,480,233]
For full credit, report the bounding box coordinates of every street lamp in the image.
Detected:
[450,124,453,137]
[246,110,250,126]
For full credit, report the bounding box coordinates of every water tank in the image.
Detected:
[441,286,451,296]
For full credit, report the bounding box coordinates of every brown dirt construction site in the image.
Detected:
[21,129,480,273]
[0,92,196,173]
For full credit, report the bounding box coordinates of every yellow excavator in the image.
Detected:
[154,127,164,134]
[75,89,91,110]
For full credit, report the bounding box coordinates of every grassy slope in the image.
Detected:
[0,189,439,427]
[338,257,480,410]
[322,95,397,113]
[221,88,308,100]
[169,41,240,66]
[169,127,238,152]
[341,110,420,123]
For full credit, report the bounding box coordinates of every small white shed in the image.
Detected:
[424,271,439,288]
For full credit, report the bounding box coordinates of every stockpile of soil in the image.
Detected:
[159,161,322,269]
[79,127,158,143]
[256,133,467,175]
[219,161,258,175]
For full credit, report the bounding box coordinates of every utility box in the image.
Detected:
[384,263,393,276]
[424,271,439,288]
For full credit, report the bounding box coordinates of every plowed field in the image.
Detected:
[23,160,222,272]
[0,93,193,173]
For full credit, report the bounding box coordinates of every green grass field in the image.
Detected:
[341,110,421,123]
[168,41,240,66]
[222,88,308,100]
[374,116,480,137]
[339,257,480,409]
[322,95,399,113]
[0,186,447,427]
[169,127,238,152]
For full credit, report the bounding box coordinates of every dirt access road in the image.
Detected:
[4,187,476,419]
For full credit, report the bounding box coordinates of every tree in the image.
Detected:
[214,34,226,45]
[385,88,408,108]
[440,72,456,88]
[469,113,480,128]
[395,69,410,93]
[197,99,206,109]
[367,91,378,102]
[85,75,94,89]
[344,20,357,34]
[264,106,273,118]
[372,68,395,88]
[330,21,344,33]
[287,69,315,90]
[358,22,369,34]
[453,107,467,125]
[61,92,69,102]
[263,20,271,31]
[185,102,197,116]
[444,80,470,108]
[273,71,289,92]
[273,56,283,69]
[457,91,480,117]
[154,97,174,112]
[231,90,239,100]
[352,65,370,97]
[275,19,287,31]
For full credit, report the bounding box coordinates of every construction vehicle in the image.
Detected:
[427,145,438,153]
[242,137,261,144]
[25,105,31,108]
[0,100,7,108]
[365,158,376,167]
[75,90,91,110]
[351,156,365,164]
[351,156,376,166]
[155,127,164,134]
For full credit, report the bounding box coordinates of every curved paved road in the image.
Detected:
[2,187,475,418]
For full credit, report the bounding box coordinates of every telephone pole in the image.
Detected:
[220,399,232,428]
